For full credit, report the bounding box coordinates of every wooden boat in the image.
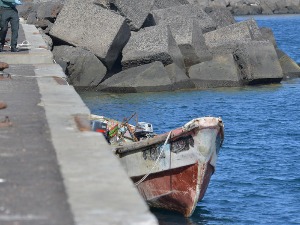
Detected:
[90,115,224,217]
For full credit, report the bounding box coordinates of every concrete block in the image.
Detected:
[206,6,236,28]
[188,54,242,88]
[234,41,283,84]
[231,4,262,15]
[50,0,131,70]
[52,45,107,88]
[204,19,263,48]
[36,1,63,19]
[110,0,155,31]
[122,25,185,71]
[151,4,217,33]
[161,17,212,69]
[276,48,300,80]
[207,0,227,7]
[98,62,173,92]
[152,0,190,10]
[93,0,110,8]
[165,63,195,90]
[260,27,277,47]
[191,0,209,7]
[18,2,38,20]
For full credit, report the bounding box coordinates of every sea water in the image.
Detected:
[78,15,300,225]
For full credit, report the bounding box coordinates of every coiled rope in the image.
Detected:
[135,130,172,186]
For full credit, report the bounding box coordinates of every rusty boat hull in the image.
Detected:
[114,117,224,217]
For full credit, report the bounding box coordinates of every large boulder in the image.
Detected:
[122,25,185,72]
[52,45,107,88]
[160,17,212,69]
[151,4,217,33]
[109,0,155,31]
[204,19,263,48]
[276,49,300,80]
[50,0,131,70]
[234,41,283,84]
[188,54,242,88]
[98,62,184,93]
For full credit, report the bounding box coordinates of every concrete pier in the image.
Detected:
[0,23,158,225]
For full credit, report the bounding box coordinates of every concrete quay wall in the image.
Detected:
[0,23,158,225]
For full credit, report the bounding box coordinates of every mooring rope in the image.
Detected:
[134,130,172,186]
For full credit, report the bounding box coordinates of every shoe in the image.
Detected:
[0,45,3,52]
[11,47,19,52]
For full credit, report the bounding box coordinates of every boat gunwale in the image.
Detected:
[114,124,223,155]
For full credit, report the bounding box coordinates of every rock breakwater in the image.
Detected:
[18,0,300,92]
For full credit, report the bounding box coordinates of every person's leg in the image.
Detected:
[10,9,19,52]
[0,10,10,51]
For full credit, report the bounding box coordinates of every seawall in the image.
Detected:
[0,23,158,225]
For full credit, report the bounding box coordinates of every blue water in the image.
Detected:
[78,15,300,225]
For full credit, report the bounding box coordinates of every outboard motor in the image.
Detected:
[134,122,154,140]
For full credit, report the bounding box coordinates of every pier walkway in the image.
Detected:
[0,23,158,225]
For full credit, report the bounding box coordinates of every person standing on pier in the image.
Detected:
[0,0,22,52]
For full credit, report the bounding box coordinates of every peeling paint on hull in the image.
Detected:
[116,117,224,217]
[131,161,214,217]
[90,116,224,217]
